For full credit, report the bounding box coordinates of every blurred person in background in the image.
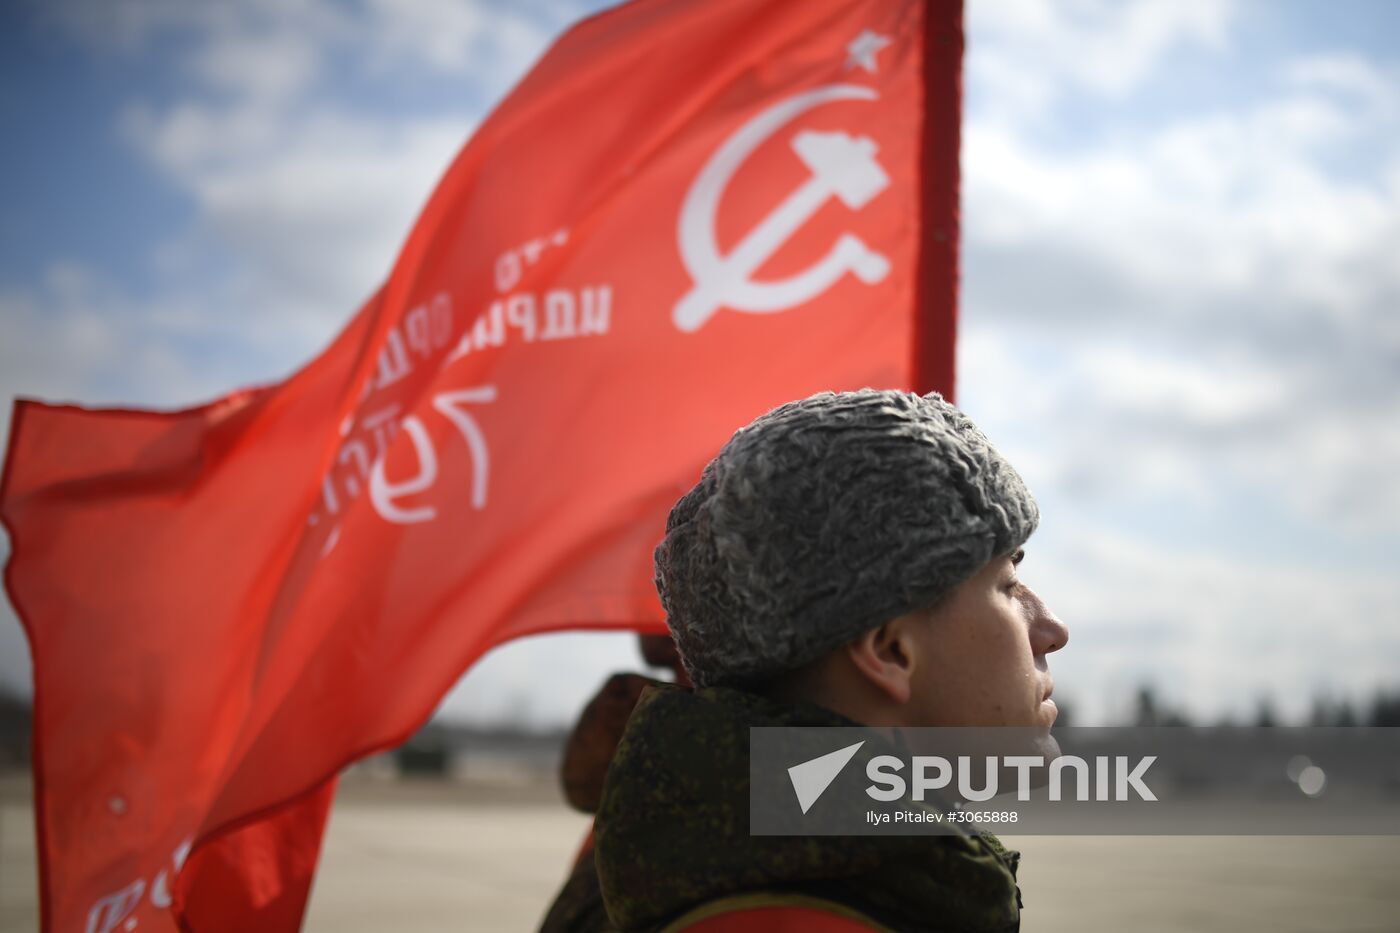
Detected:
[542,635,689,932]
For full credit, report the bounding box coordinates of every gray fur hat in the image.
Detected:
[654,389,1039,688]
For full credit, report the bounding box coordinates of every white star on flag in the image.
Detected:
[845,29,891,74]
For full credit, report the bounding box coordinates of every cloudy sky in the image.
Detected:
[1,0,1396,727]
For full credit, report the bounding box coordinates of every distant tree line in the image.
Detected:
[0,692,31,768]
[1051,686,1400,728]
[2,684,1400,772]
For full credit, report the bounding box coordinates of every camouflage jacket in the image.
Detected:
[555,684,1023,932]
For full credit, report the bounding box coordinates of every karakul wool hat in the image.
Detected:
[654,389,1039,688]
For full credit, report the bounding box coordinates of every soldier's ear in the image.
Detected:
[843,614,916,705]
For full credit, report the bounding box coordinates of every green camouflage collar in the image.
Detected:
[594,684,1022,932]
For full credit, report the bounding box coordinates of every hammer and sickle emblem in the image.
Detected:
[673,85,890,333]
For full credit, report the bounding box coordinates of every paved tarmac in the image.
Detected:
[3,774,1399,931]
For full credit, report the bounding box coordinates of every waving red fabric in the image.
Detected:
[0,0,962,929]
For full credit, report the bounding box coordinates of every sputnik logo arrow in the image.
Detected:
[673,84,890,333]
[788,740,865,814]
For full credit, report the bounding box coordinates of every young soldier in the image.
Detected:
[557,389,1068,932]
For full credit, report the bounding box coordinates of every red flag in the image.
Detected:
[1,0,963,929]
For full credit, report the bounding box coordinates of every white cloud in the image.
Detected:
[34,0,573,338]
[125,103,475,326]
[957,6,1400,724]
[962,22,1400,535]
[965,90,1400,313]
[42,0,562,92]
[39,0,218,51]
[1286,52,1398,115]
[969,0,1235,120]
[0,263,267,428]
[361,0,554,82]
[27,0,568,372]
[192,28,325,104]
[1025,521,1400,725]
[40,0,348,67]
[965,322,1400,537]
[65,0,579,348]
